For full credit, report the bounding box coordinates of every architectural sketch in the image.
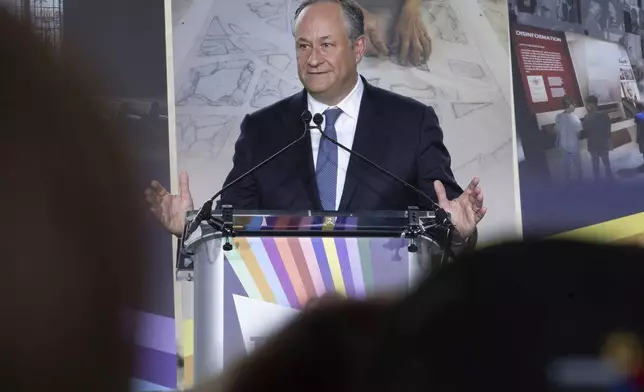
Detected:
[266,15,289,32]
[448,59,485,79]
[199,38,243,56]
[425,2,468,45]
[390,83,438,100]
[251,70,301,108]
[176,60,255,107]
[453,138,513,172]
[205,15,228,37]
[440,86,460,102]
[238,37,279,52]
[478,0,509,50]
[390,83,443,121]
[247,1,286,18]
[247,0,303,33]
[176,114,237,157]
[259,53,292,72]
[452,101,494,118]
[228,23,248,35]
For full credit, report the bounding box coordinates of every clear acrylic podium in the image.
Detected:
[178,208,450,384]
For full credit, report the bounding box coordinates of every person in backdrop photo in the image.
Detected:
[628,7,640,33]
[554,95,583,182]
[146,0,486,249]
[605,0,622,30]
[584,0,604,38]
[535,0,557,19]
[583,95,614,181]
[623,86,640,117]
[560,0,580,23]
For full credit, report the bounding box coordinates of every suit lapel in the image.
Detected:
[338,77,383,211]
[283,89,322,210]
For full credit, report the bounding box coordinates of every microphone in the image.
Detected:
[311,113,454,229]
[184,111,312,237]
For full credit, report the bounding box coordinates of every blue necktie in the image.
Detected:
[316,108,342,210]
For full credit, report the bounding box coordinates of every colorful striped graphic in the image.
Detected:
[223,236,410,309]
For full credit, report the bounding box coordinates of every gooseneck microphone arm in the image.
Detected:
[310,113,454,230]
[184,111,313,238]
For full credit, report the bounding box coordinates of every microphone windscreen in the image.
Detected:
[313,113,324,126]
[301,110,312,123]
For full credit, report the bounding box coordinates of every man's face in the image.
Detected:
[294,3,365,102]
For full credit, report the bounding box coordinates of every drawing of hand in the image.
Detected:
[391,0,431,66]
[361,6,388,57]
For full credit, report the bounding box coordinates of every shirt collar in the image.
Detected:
[307,76,363,121]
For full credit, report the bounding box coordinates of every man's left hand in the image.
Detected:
[434,177,486,239]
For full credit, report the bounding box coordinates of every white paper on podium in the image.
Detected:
[232,294,300,354]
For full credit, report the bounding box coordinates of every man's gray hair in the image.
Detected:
[293,0,365,43]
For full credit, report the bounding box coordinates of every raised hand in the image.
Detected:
[145,171,194,236]
[391,0,432,66]
[434,177,486,239]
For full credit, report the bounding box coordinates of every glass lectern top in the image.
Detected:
[186,209,437,235]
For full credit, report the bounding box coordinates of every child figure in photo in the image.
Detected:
[555,95,583,181]
[583,95,614,181]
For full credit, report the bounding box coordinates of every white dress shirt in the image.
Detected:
[308,77,364,210]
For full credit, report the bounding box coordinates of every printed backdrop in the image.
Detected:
[170,0,516,387]
[510,0,644,236]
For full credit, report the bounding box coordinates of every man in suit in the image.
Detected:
[146,0,486,245]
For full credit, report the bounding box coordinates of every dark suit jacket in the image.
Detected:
[219,76,463,212]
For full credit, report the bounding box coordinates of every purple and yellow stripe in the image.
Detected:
[224,245,263,300]
[245,237,290,306]
[221,215,413,309]
[234,238,276,303]
[261,237,300,307]
[126,310,177,389]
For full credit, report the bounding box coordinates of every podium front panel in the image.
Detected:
[188,211,435,383]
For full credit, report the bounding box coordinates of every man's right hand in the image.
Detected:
[145,171,194,236]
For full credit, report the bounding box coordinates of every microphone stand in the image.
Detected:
[181,112,313,251]
[311,114,456,261]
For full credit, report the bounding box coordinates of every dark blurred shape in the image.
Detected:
[370,239,644,392]
[192,298,393,392]
[192,240,644,392]
[0,7,143,392]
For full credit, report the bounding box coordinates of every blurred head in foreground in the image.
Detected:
[0,8,143,392]
[195,240,644,392]
[370,239,644,392]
